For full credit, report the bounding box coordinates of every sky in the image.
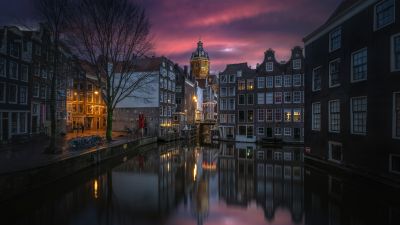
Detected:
[0,0,341,73]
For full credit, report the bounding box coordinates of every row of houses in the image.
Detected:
[218,46,305,144]
[217,0,400,182]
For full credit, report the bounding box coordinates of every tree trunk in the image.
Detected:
[106,107,113,142]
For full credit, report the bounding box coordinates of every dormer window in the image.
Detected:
[266,62,273,72]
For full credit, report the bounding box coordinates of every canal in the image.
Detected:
[1,141,399,225]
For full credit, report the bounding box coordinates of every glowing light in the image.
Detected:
[222,48,234,52]
[193,164,197,181]
[94,179,99,199]
[94,91,99,95]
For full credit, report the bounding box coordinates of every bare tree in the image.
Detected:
[67,0,153,141]
[35,0,71,152]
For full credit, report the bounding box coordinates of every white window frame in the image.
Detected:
[374,0,395,31]
[312,102,321,131]
[284,127,292,136]
[292,59,301,70]
[257,93,264,105]
[266,92,273,104]
[283,75,292,87]
[329,100,341,133]
[266,62,273,72]
[19,86,28,105]
[329,26,341,52]
[312,66,322,91]
[350,96,367,135]
[275,127,282,136]
[258,127,265,135]
[389,154,400,174]
[293,91,302,103]
[275,75,282,87]
[293,74,302,87]
[257,77,265,88]
[393,92,400,139]
[391,33,400,72]
[328,141,343,163]
[258,109,265,122]
[266,76,273,88]
[351,47,368,83]
[329,58,341,88]
[284,92,292,104]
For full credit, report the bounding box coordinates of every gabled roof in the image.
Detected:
[220,63,255,75]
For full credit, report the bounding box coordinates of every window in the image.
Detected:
[329,100,341,133]
[351,97,367,135]
[257,93,264,104]
[10,42,20,58]
[284,92,292,104]
[312,67,321,91]
[40,85,46,99]
[257,77,265,88]
[238,80,245,90]
[266,109,273,122]
[351,48,368,82]
[275,108,282,122]
[0,58,5,77]
[229,74,235,83]
[293,74,302,86]
[220,75,227,83]
[258,127,265,135]
[329,142,342,163]
[258,109,265,122]
[0,82,5,102]
[275,76,282,87]
[41,68,48,79]
[34,64,40,77]
[238,125,254,137]
[21,65,28,82]
[247,94,254,105]
[9,61,18,79]
[312,102,321,131]
[293,59,301,70]
[160,92,164,102]
[389,154,400,174]
[11,112,18,134]
[229,87,235,96]
[220,114,227,123]
[220,87,227,97]
[293,91,302,103]
[393,92,400,138]
[284,109,292,122]
[329,59,340,87]
[329,27,341,52]
[8,84,17,103]
[391,34,400,71]
[283,75,292,87]
[248,110,254,122]
[247,79,254,90]
[19,86,27,104]
[238,94,245,105]
[275,127,282,135]
[274,92,282,104]
[266,76,273,88]
[228,98,235,110]
[266,62,273,72]
[284,128,292,136]
[239,110,245,122]
[293,108,302,122]
[266,92,273,104]
[220,99,227,110]
[375,0,395,30]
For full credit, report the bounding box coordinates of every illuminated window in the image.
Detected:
[238,80,245,90]
[293,108,302,122]
[247,79,254,90]
[284,109,292,122]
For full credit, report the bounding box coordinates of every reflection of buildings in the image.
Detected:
[218,142,304,223]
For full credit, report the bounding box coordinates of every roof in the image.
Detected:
[303,0,363,43]
[191,41,209,60]
[220,63,255,75]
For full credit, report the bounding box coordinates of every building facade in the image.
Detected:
[303,0,400,180]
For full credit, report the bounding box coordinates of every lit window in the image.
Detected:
[329,27,341,52]
[266,62,273,72]
[238,80,245,90]
[247,79,254,90]
[329,59,340,87]
[391,34,400,71]
[375,0,395,30]
[284,109,292,122]
[352,48,368,82]
[312,102,321,131]
[329,100,340,133]
[312,67,321,91]
[247,110,254,122]
[351,97,367,135]
[293,108,302,122]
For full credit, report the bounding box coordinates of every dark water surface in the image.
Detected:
[1,142,399,225]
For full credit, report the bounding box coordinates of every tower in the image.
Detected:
[190,40,210,80]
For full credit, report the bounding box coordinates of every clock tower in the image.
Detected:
[190,40,210,79]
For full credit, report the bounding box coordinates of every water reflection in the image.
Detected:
[1,142,399,225]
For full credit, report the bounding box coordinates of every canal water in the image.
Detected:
[1,141,399,225]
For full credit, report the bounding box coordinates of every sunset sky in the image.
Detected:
[0,0,341,73]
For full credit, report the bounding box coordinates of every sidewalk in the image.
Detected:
[0,130,138,174]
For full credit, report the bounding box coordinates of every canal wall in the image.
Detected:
[0,136,157,202]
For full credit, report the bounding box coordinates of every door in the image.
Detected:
[2,112,9,141]
[266,127,273,138]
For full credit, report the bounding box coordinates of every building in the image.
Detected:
[113,57,178,138]
[303,0,400,181]
[66,60,106,132]
[255,47,304,143]
[0,26,31,142]
[190,40,209,80]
